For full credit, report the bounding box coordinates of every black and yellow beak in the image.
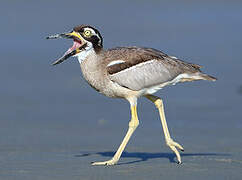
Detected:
[46,31,82,40]
[46,31,86,66]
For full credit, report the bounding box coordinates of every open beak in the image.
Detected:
[46,31,86,65]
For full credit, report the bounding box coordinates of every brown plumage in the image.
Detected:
[47,25,217,166]
[102,47,216,91]
[106,47,203,75]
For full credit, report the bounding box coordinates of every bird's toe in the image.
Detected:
[91,159,117,166]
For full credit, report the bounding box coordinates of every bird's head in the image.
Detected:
[47,25,103,65]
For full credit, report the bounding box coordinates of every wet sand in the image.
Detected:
[1,0,242,179]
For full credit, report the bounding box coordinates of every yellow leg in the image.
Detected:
[92,98,139,166]
[145,94,184,164]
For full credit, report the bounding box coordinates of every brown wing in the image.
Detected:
[105,47,201,90]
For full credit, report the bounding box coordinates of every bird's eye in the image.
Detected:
[84,30,91,37]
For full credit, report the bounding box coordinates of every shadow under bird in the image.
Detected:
[46,25,216,165]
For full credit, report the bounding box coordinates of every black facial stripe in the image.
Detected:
[82,35,97,43]
[73,25,103,53]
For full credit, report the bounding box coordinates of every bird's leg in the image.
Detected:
[92,98,139,166]
[145,94,184,164]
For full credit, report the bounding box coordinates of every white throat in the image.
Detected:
[74,42,95,64]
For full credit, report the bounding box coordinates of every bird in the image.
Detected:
[46,24,216,166]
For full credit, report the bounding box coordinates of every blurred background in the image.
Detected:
[0,0,241,180]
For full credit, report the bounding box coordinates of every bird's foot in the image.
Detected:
[166,138,184,164]
[91,159,117,166]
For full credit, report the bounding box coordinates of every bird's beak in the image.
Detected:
[46,31,86,65]
[46,31,82,40]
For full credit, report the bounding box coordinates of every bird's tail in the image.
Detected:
[198,73,217,81]
[177,72,217,83]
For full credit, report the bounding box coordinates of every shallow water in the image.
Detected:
[0,0,242,179]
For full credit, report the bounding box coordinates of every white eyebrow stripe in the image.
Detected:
[84,27,102,45]
[84,27,96,34]
[107,60,125,67]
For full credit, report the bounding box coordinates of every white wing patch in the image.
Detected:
[107,60,125,67]
[110,60,156,75]
[169,56,178,59]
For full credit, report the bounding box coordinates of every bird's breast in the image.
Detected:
[80,54,114,96]
[80,55,134,98]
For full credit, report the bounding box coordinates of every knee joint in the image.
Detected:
[129,120,139,128]
[154,99,163,108]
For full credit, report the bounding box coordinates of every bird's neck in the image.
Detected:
[75,44,94,64]
[75,42,103,64]
[79,47,106,94]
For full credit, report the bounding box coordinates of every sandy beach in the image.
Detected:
[1,0,242,179]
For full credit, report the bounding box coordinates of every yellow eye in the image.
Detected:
[84,30,91,37]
